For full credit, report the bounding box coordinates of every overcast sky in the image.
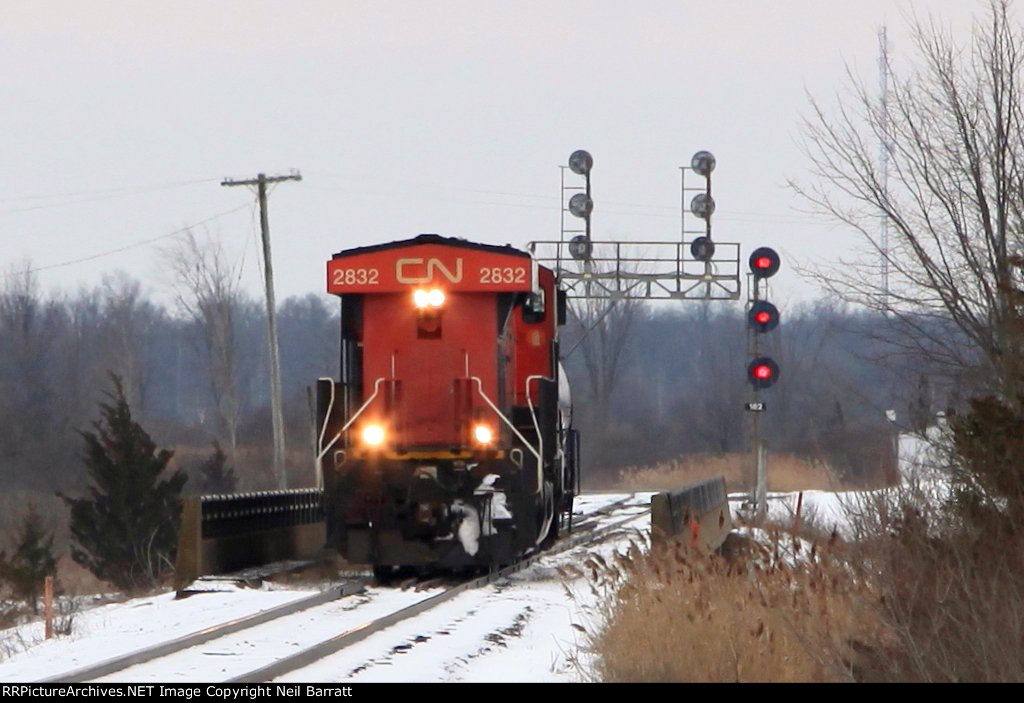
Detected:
[0,0,985,310]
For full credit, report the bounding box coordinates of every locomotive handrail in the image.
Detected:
[526,374,557,546]
[525,374,553,476]
[469,376,542,472]
[470,372,551,547]
[316,377,386,464]
[315,376,336,489]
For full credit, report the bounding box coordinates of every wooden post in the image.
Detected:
[174,496,203,592]
[793,491,804,535]
[43,575,54,639]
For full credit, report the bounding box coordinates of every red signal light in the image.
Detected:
[747,357,780,389]
[747,301,780,333]
[748,247,780,279]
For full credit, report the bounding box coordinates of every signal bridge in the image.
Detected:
[528,239,741,301]
[529,149,740,302]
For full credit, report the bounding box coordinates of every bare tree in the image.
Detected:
[100,272,156,414]
[793,0,1024,405]
[568,295,646,445]
[165,230,243,461]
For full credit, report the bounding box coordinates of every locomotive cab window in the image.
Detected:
[521,291,546,324]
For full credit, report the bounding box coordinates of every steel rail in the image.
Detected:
[39,582,365,683]
[230,499,647,682]
[40,495,643,684]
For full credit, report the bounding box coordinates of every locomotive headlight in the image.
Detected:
[413,288,446,309]
[472,424,494,445]
[361,423,386,447]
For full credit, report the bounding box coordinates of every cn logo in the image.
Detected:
[395,257,463,284]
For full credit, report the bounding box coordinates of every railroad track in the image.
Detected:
[234,497,647,682]
[39,583,366,683]
[38,494,648,683]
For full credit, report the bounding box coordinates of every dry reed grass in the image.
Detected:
[579,534,885,682]
[607,452,844,493]
[587,468,1024,682]
[835,481,1024,681]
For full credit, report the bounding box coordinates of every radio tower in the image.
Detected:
[879,26,891,313]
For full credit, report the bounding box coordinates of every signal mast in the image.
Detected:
[744,247,781,518]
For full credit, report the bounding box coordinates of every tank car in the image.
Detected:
[316,234,579,574]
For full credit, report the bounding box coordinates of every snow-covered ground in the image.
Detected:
[0,434,945,683]
[0,493,649,683]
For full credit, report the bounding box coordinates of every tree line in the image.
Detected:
[564,298,954,485]
[0,264,338,495]
[0,252,951,498]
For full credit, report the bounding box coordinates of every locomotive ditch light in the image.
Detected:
[472,424,495,446]
[690,193,715,220]
[690,236,716,262]
[747,357,780,390]
[413,288,446,309]
[749,247,781,279]
[748,300,780,333]
[691,150,716,177]
[568,149,593,176]
[361,423,386,447]
[568,192,593,219]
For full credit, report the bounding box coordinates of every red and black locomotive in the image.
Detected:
[316,234,579,574]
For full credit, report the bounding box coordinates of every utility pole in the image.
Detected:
[221,170,302,489]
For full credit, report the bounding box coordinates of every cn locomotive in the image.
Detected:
[316,234,579,574]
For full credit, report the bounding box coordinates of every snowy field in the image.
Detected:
[0,434,940,683]
[0,493,650,683]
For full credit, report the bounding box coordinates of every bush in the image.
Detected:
[59,375,187,592]
[847,395,1024,682]
[191,442,237,495]
[0,505,57,614]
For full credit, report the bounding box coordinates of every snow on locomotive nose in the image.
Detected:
[316,234,578,574]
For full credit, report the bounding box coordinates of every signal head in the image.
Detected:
[568,192,593,219]
[568,150,593,176]
[749,247,780,279]
[690,236,716,262]
[568,234,593,261]
[747,357,780,390]
[747,300,780,333]
[690,193,716,220]
[690,150,716,177]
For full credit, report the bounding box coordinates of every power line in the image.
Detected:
[305,181,819,224]
[0,178,224,217]
[5,203,250,277]
[233,199,260,290]
[0,176,222,205]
